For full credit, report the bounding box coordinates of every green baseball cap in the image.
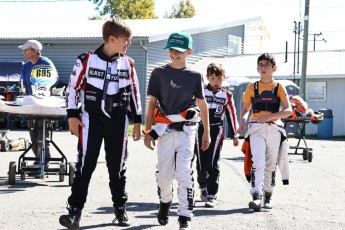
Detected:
[164,32,193,52]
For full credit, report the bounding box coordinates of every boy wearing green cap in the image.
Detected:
[144,31,210,230]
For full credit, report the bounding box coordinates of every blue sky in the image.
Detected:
[1,0,344,52]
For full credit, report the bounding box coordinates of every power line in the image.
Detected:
[0,0,88,2]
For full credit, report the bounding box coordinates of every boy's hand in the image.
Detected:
[201,132,211,151]
[233,138,239,147]
[132,123,142,141]
[238,119,246,134]
[257,114,273,123]
[68,117,84,137]
[144,134,155,150]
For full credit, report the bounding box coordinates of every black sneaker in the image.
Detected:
[263,192,273,209]
[59,206,82,230]
[178,216,192,230]
[248,193,262,212]
[157,201,172,225]
[113,206,131,226]
[200,188,208,202]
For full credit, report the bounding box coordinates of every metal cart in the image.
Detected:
[283,118,313,162]
[7,114,75,185]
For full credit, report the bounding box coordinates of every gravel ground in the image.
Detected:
[0,130,344,230]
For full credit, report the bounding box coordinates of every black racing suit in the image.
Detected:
[195,84,238,196]
[65,44,142,209]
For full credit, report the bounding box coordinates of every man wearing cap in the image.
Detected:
[18,39,58,167]
[144,31,210,230]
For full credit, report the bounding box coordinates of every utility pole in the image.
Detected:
[293,21,302,79]
[300,0,310,100]
[313,32,322,51]
[297,22,301,73]
[310,32,327,51]
[293,21,297,75]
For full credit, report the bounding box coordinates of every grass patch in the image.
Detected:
[127,124,146,137]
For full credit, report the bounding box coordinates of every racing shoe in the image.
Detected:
[263,191,273,209]
[113,206,131,226]
[157,201,172,225]
[59,206,82,230]
[178,216,192,230]
[205,196,216,208]
[200,188,208,202]
[248,193,262,212]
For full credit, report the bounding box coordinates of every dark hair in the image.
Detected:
[102,18,132,42]
[206,63,225,77]
[257,53,276,66]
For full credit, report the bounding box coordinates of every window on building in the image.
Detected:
[228,35,242,55]
[306,82,326,101]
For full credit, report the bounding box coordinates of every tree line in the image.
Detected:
[89,0,196,20]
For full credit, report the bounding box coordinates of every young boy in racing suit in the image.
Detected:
[144,31,210,230]
[59,18,142,229]
[238,53,292,212]
[195,63,239,208]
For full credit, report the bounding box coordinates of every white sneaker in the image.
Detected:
[248,193,262,212]
[205,196,216,208]
[248,199,262,212]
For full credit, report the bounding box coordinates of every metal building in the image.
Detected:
[0,17,265,118]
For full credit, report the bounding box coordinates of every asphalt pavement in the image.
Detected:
[0,130,344,230]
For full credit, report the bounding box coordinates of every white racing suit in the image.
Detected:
[156,120,199,219]
[245,120,289,196]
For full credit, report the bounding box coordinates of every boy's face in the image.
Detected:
[257,59,276,77]
[109,35,131,54]
[207,73,224,91]
[168,48,192,64]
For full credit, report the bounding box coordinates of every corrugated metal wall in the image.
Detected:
[146,26,245,78]
[126,44,147,116]
[197,25,244,56]
[305,78,345,136]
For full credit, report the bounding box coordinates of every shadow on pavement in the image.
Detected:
[194,207,252,216]
[0,177,48,194]
[93,201,160,215]
[66,223,157,230]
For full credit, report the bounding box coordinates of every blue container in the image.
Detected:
[317,109,333,138]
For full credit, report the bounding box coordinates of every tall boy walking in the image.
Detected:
[59,18,142,229]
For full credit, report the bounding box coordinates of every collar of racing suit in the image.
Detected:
[206,83,221,93]
[94,44,121,62]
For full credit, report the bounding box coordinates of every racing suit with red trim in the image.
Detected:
[65,44,142,209]
[195,85,239,197]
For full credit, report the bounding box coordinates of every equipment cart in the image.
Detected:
[7,114,75,185]
[283,118,313,162]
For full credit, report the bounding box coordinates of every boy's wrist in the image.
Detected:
[142,129,152,135]
[144,129,152,134]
